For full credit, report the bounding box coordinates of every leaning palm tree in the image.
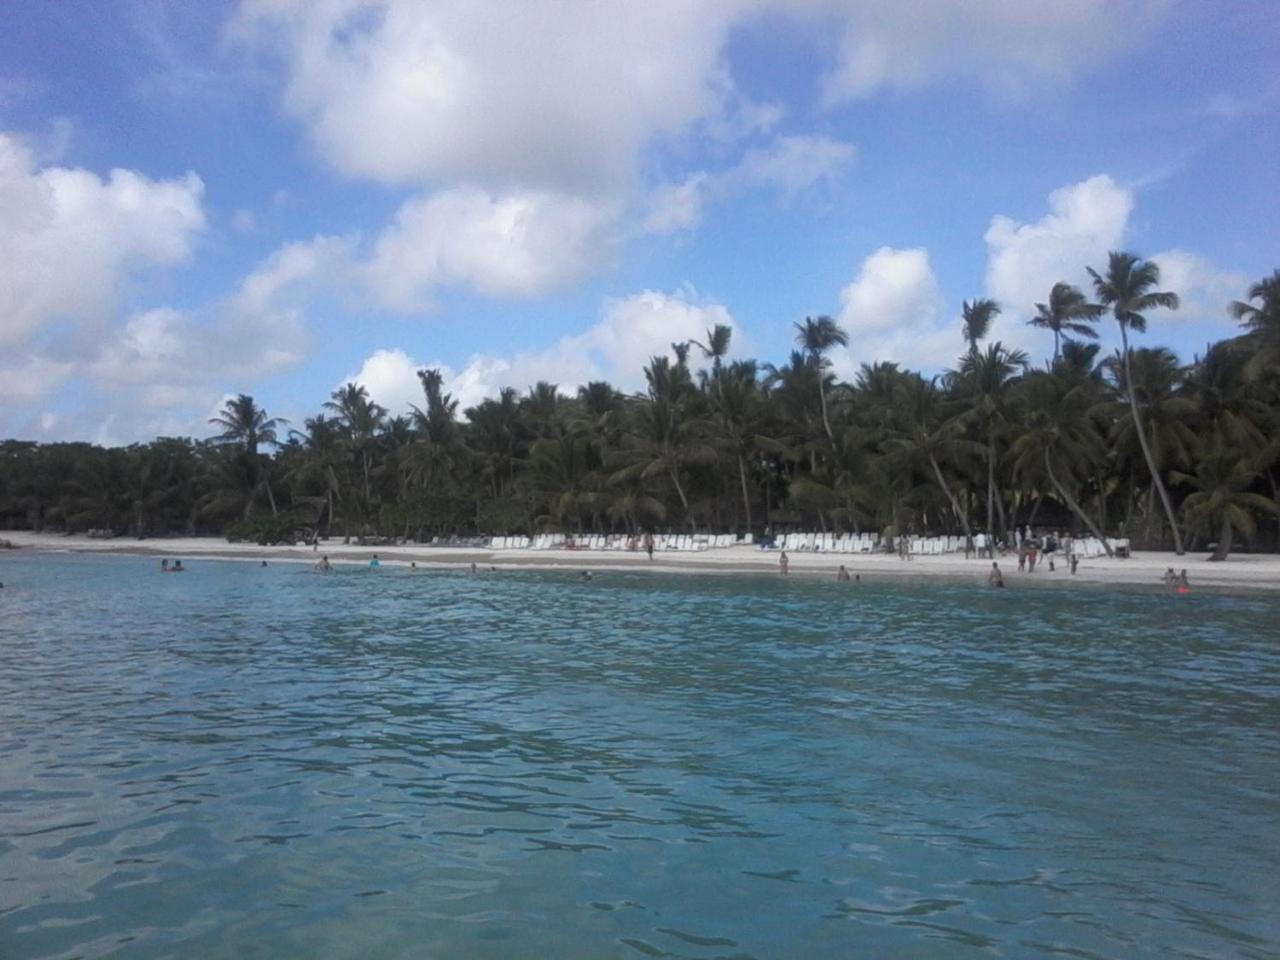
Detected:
[793,315,848,442]
[1088,251,1183,553]
[1028,282,1104,362]
[1229,269,1280,382]
[1172,436,1276,560]
[961,298,1001,357]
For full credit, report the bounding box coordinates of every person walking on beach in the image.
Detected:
[779,550,790,575]
[988,562,1004,588]
[644,532,654,561]
[1069,554,1079,575]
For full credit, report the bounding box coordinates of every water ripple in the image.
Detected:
[0,554,1277,958]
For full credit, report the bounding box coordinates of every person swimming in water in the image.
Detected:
[172,560,184,572]
[161,558,169,572]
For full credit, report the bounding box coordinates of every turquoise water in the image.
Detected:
[1,554,1277,959]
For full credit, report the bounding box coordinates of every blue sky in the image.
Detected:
[1,0,1276,444]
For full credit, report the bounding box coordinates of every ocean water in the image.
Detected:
[0,553,1277,960]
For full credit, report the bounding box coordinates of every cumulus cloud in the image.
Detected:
[0,132,205,348]
[817,0,1171,102]
[365,187,619,309]
[982,174,1132,358]
[828,246,954,373]
[344,289,738,415]
[1150,249,1249,326]
[233,0,749,192]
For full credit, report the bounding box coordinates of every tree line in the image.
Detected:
[2,254,1277,559]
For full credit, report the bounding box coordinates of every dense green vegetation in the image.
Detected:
[3,257,1277,558]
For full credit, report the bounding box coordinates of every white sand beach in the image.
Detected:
[3,531,1278,593]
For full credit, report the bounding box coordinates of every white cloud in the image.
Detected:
[345,289,738,415]
[817,0,1171,102]
[233,0,749,192]
[730,134,856,194]
[0,355,75,404]
[365,187,618,309]
[643,175,708,235]
[1151,249,1249,326]
[0,132,205,348]
[829,246,954,372]
[982,174,1132,359]
[643,134,855,234]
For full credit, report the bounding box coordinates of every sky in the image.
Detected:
[1,0,1276,445]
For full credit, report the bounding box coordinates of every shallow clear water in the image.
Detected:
[0,553,1277,960]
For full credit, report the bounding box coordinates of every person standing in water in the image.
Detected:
[644,532,654,560]
[779,550,790,575]
[315,555,332,572]
[988,562,1004,588]
[836,565,851,582]
[369,554,381,568]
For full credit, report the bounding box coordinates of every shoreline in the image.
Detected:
[3,531,1278,595]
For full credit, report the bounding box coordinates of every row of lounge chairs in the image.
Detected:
[769,532,1130,557]
[484,531,1132,556]
[488,533,753,552]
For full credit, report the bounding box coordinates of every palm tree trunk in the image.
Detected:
[928,452,973,544]
[986,435,997,550]
[264,478,278,518]
[737,454,753,533]
[1045,449,1113,556]
[1210,512,1231,561]
[819,381,833,442]
[1122,328,1184,554]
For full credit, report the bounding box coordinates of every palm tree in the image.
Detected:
[1012,369,1113,553]
[208,394,285,519]
[955,342,1028,549]
[961,299,1001,357]
[325,382,387,536]
[1028,283,1103,362]
[209,394,284,458]
[885,373,979,545]
[1172,436,1276,560]
[793,315,848,442]
[1230,269,1280,381]
[1088,251,1183,553]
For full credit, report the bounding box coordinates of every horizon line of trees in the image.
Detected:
[2,254,1277,560]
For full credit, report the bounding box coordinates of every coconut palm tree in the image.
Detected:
[885,373,979,545]
[793,315,848,442]
[1230,269,1280,381]
[1173,436,1276,560]
[955,341,1028,549]
[1028,282,1104,362]
[1088,251,1183,553]
[208,394,285,519]
[1012,369,1113,552]
[325,382,387,536]
[961,299,1001,357]
[209,394,284,458]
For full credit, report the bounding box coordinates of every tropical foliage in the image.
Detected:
[3,257,1277,559]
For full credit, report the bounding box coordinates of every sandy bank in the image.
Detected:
[3,531,1278,594]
